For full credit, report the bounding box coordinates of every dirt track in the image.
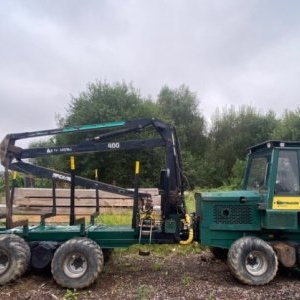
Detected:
[1,249,300,300]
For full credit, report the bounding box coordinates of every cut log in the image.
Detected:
[0,188,161,223]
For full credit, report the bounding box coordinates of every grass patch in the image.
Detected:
[115,242,205,257]
[136,285,152,300]
[195,185,237,192]
[184,191,195,213]
[95,191,195,226]
[181,273,192,286]
[95,213,132,225]
[152,262,162,271]
[63,289,79,300]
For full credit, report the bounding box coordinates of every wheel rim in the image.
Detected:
[0,249,9,275]
[245,250,268,276]
[63,252,88,278]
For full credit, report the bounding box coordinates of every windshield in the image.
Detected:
[245,154,270,191]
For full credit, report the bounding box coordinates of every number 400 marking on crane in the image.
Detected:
[107,142,120,149]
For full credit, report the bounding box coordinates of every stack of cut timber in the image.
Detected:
[0,188,160,223]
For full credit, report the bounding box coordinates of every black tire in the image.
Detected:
[210,247,228,260]
[51,237,103,289]
[0,234,30,285]
[227,237,278,285]
[102,248,113,263]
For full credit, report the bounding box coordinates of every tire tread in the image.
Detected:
[51,237,103,289]
[0,234,30,285]
[227,237,278,285]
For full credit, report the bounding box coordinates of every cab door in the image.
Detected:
[272,150,300,210]
[262,149,300,230]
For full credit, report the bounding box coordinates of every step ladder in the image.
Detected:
[138,217,155,244]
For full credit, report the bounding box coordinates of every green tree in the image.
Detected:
[272,108,300,140]
[65,81,160,126]
[31,82,208,189]
[228,159,246,188]
[205,106,277,186]
[157,85,206,155]
[157,85,208,188]
[33,81,165,187]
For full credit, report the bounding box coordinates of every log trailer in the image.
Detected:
[1,119,300,288]
[0,118,191,288]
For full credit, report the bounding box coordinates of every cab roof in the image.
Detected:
[248,140,300,153]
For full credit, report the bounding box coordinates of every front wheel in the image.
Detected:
[51,237,103,289]
[227,237,278,285]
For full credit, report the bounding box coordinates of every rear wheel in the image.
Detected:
[0,234,30,285]
[227,237,278,285]
[51,237,103,289]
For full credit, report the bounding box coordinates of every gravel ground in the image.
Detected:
[1,249,300,300]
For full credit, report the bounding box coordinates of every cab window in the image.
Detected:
[275,151,300,195]
[246,154,270,191]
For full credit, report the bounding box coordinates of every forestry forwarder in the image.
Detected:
[1,118,299,288]
[0,118,192,288]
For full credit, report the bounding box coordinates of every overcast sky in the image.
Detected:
[0,0,300,144]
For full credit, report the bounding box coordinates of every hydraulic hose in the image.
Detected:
[179,214,194,245]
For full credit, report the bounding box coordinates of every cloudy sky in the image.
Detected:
[0,0,300,143]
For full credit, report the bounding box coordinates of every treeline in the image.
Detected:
[31,81,300,189]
